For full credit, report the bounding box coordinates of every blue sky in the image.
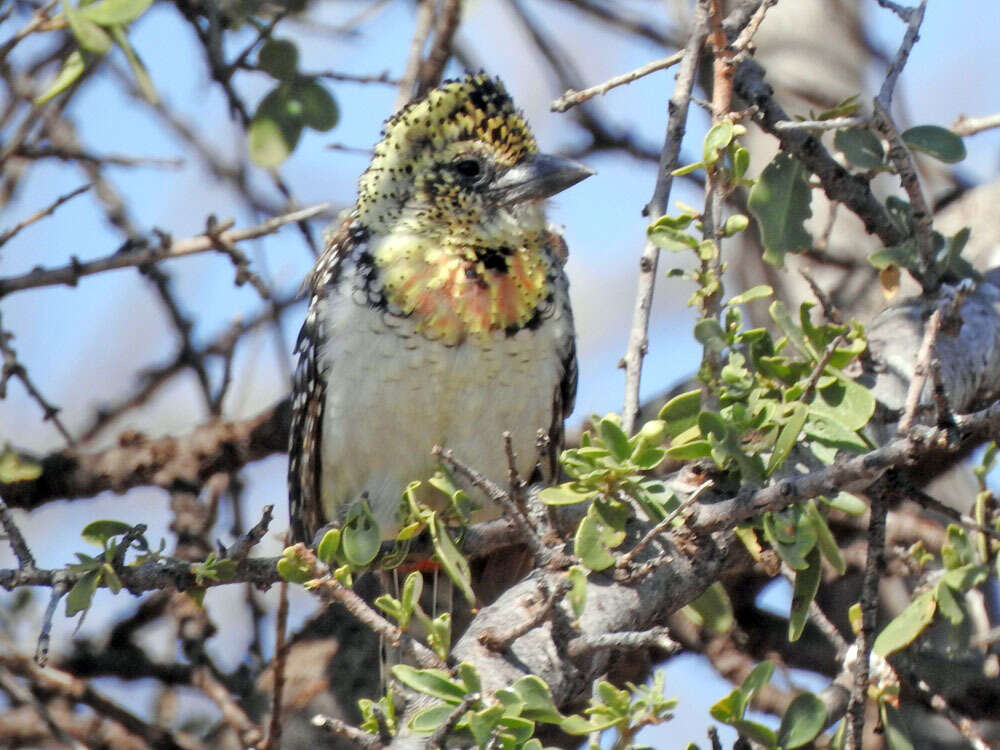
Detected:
[2,0,1000,746]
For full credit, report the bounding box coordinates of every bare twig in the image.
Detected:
[621,1,710,434]
[226,504,275,563]
[478,579,566,651]
[0,184,90,248]
[566,626,679,658]
[192,666,263,746]
[394,0,436,112]
[951,111,1000,137]
[0,495,35,570]
[260,574,290,750]
[429,692,480,747]
[35,578,68,666]
[898,309,941,433]
[617,479,713,568]
[311,713,380,748]
[0,313,74,445]
[415,0,462,99]
[434,446,552,566]
[846,480,890,749]
[773,116,869,132]
[0,204,331,299]
[550,51,684,112]
[802,336,846,403]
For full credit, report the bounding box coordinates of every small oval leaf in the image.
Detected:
[902,125,966,164]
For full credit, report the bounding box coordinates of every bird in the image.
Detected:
[287,73,592,602]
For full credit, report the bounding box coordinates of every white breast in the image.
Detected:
[316,287,571,536]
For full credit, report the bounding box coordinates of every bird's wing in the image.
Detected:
[288,217,353,544]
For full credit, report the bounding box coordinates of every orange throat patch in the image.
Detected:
[376,238,550,345]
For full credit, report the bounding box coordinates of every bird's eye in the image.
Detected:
[454,158,483,179]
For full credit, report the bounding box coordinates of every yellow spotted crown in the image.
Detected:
[356,74,538,233]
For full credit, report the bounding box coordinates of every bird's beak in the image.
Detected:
[490,153,594,206]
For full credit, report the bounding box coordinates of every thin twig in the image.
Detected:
[0,313,75,445]
[846,480,890,749]
[951,111,1000,137]
[226,504,274,563]
[0,495,35,570]
[550,51,684,112]
[415,0,462,99]
[0,203,331,299]
[773,116,870,132]
[617,480,713,568]
[428,692,480,747]
[260,571,289,750]
[35,577,68,666]
[898,309,941,433]
[478,579,566,651]
[800,269,845,325]
[394,0,436,112]
[434,446,551,567]
[0,184,90,248]
[621,1,710,434]
[566,626,680,658]
[192,666,263,746]
[311,713,380,748]
[801,336,846,403]
[907,674,991,750]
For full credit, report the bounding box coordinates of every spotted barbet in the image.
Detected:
[288,74,592,546]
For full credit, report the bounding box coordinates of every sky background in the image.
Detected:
[2,0,1000,746]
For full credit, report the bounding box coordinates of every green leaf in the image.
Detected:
[681,581,734,634]
[694,318,727,354]
[812,377,875,432]
[942,524,975,569]
[257,38,299,80]
[110,25,157,104]
[741,661,774,701]
[767,401,807,475]
[567,565,588,618]
[732,146,750,179]
[723,214,750,237]
[804,413,869,453]
[101,563,122,594]
[316,528,342,565]
[36,50,88,104]
[833,128,884,170]
[731,719,777,747]
[409,704,456,734]
[901,125,966,164]
[276,547,313,584]
[703,118,735,165]
[457,662,481,695]
[81,520,132,547]
[512,676,564,723]
[869,240,919,272]
[61,0,112,53]
[819,492,868,516]
[341,500,380,567]
[598,415,630,462]
[710,689,743,722]
[776,692,826,748]
[672,160,706,177]
[727,285,773,307]
[468,704,503,746]
[295,78,339,131]
[805,500,846,574]
[391,665,466,704]
[66,569,101,616]
[788,548,822,641]
[880,701,916,750]
[539,483,596,505]
[648,221,699,252]
[659,389,701,438]
[873,591,936,656]
[574,509,620,572]
[248,115,300,168]
[79,0,152,25]
[769,300,812,359]
[748,152,813,267]
[0,448,43,482]
[934,581,964,625]
[666,440,712,460]
[428,513,474,603]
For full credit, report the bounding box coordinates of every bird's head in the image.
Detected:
[356,74,593,240]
